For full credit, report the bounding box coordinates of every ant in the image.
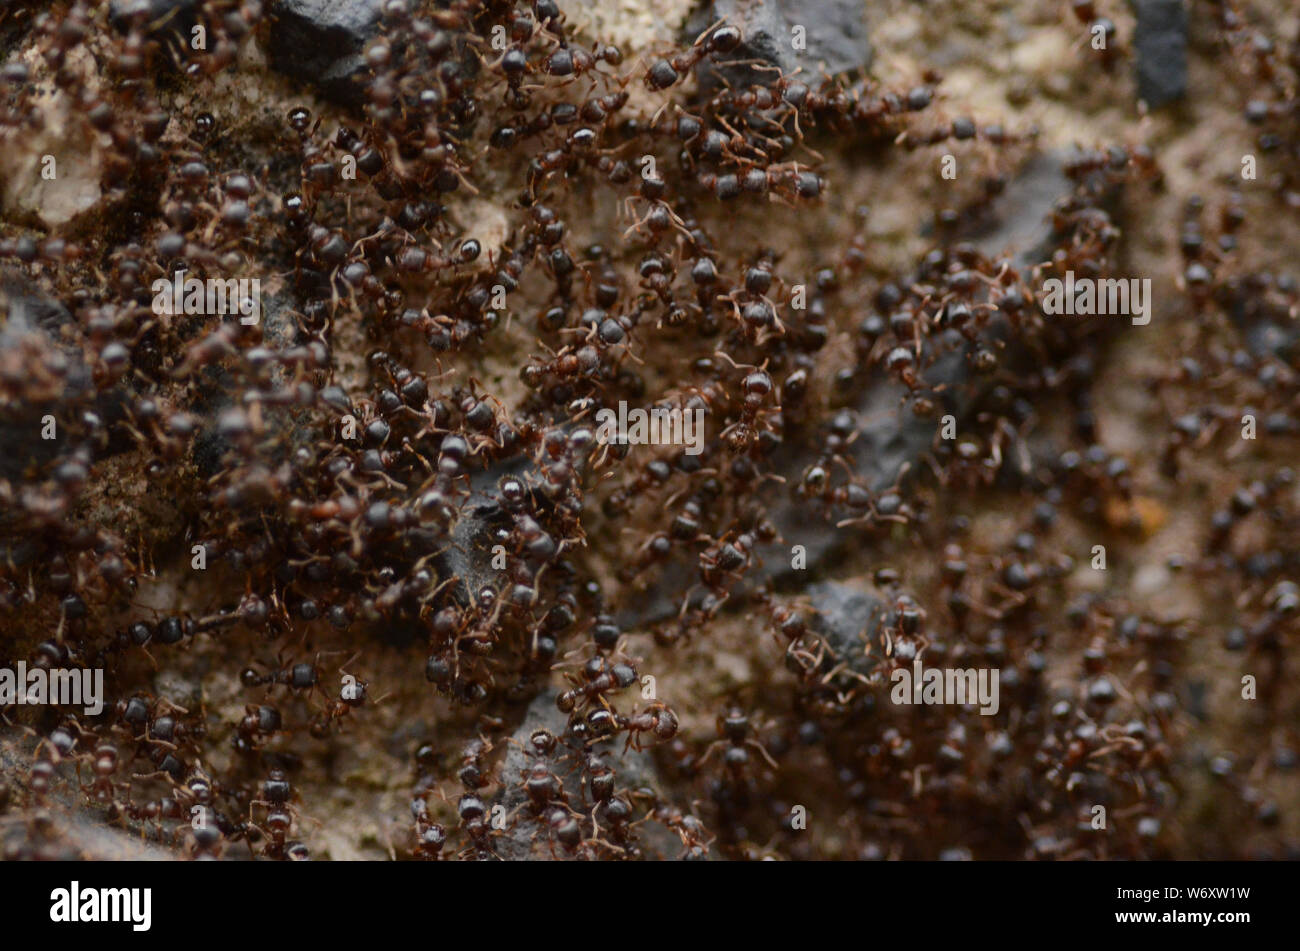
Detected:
[697,707,780,777]
[616,702,680,751]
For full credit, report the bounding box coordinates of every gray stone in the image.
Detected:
[430,457,546,607]
[1131,0,1187,109]
[806,580,885,680]
[971,152,1072,264]
[266,0,386,105]
[434,487,510,607]
[0,735,174,860]
[688,0,872,89]
[491,688,699,859]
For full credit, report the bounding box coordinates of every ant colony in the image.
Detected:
[0,0,1296,864]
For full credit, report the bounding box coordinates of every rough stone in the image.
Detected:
[1131,0,1188,109]
[687,0,872,89]
[266,0,386,105]
[435,486,511,607]
[492,688,698,860]
[806,580,885,680]
[0,737,174,860]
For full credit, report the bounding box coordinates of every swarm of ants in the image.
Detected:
[0,0,1296,861]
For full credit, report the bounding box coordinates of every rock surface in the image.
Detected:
[0,739,174,860]
[806,580,885,680]
[492,688,698,859]
[687,0,873,89]
[1131,0,1188,109]
[266,0,386,105]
